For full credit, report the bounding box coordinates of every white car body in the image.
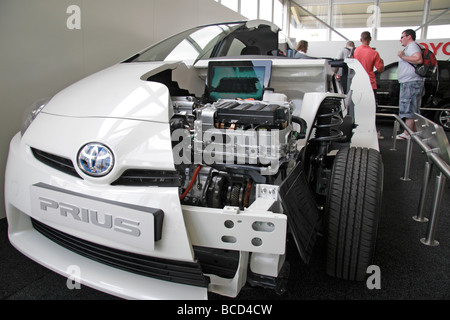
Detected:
[5,20,379,299]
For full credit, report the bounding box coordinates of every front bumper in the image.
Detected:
[5,116,287,299]
[5,129,209,299]
[7,211,208,299]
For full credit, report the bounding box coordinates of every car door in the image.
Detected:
[375,62,400,107]
[437,61,450,102]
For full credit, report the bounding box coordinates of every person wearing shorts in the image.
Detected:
[396,29,424,140]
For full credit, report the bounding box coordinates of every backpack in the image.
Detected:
[344,46,355,58]
[349,47,355,58]
[412,43,438,77]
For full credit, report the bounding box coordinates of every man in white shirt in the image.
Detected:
[396,29,424,140]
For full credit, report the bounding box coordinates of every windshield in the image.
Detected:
[133,23,245,62]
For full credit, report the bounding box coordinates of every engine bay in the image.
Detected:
[170,96,300,210]
[156,59,340,212]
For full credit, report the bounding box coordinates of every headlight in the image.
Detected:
[21,98,50,136]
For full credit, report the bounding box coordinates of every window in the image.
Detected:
[377,26,421,41]
[380,65,398,81]
[332,2,373,41]
[290,3,328,42]
[241,0,258,20]
[273,0,284,28]
[164,39,199,61]
[438,62,450,81]
[226,39,246,56]
[213,0,449,42]
[427,0,450,39]
[260,0,273,21]
[378,0,424,40]
[190,26,227,50]
[135,23,242,62]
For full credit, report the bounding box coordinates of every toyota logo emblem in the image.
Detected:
[77,143,114,177]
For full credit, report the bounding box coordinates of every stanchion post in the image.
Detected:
[390,120,399,151]
[413,161,432,222]
[420,172,447,246]
[400,135,413,181]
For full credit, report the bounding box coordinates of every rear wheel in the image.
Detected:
[325,147,383,281]
[434,108,450,131]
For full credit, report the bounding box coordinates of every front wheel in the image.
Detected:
[325,147,383,281]
[434,108,450,131]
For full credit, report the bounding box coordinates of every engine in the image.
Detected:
[170,96,301,209]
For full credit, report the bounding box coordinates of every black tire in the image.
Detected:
[434,108,450,131]
[325,147,383,281]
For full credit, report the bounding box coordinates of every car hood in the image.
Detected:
[42,62,180,123]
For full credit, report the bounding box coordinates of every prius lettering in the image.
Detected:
[39,197,58,211]
[89,210,113,228]
[114,218,141,237]
[60,202,81,221]
[38,196,141,237]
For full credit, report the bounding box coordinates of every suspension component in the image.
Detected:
[312,97,344,143]
[309,97,345,197]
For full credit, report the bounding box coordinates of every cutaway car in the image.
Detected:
[5,20,383,299]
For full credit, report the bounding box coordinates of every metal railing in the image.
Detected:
[378,105,450,112]
[384,113,450,246]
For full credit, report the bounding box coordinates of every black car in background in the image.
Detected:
[375,60,450,131]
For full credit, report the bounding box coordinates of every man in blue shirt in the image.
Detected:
[396,29,424,140]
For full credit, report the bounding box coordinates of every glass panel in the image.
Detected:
[226,38,246,56]
[290,4,328,42]
[380,0,424,27]
[332,3,372,29]
[190,25,227,50]
[429,0,450,25]
[135,23,243,62]
[332,28,367,41]
[438,61,450,81]
[260,0,273,21]
[241,0,258,20]
[376,0,424,40]
[427,0,450,39]
[427,25,450,39]
[164,39,199,61]
[380,65,398,81]
[331,2,375,41]
[273,0,284,28]
[378,26,421,41]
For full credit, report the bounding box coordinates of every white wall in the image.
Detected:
[0,0,245,219]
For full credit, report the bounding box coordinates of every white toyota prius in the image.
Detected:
[5,20,383,299]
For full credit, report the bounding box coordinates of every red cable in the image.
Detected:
[179,165,202,200]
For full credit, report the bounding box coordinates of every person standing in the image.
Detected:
[396,29,424,140]
[337,41,356,60]
[295,40,314,59]
[334,41,355,75]
[353,31,384,93]
[353,31,385,139]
